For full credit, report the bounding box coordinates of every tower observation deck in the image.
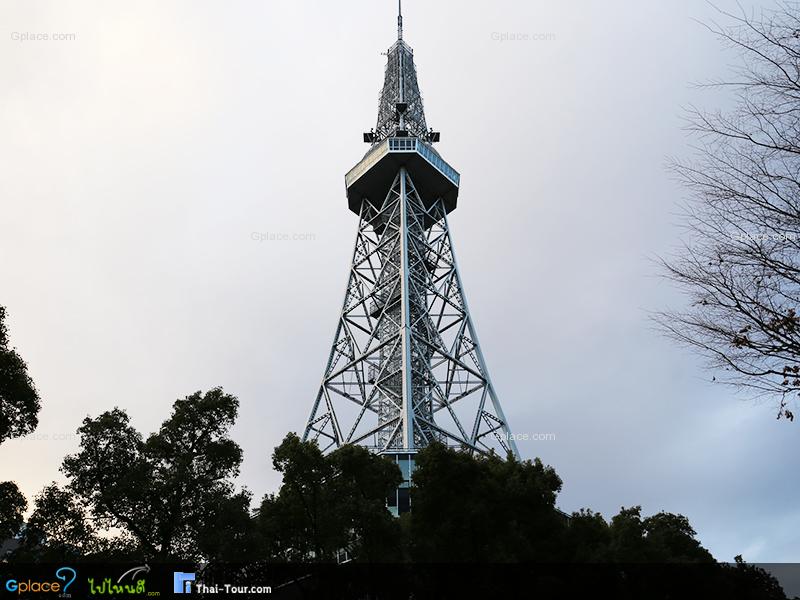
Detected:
[303,2,518,514]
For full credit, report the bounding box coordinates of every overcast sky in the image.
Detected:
[1,0,798,563]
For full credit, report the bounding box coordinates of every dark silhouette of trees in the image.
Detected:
[604,506,714,563]
[658,3,800,421]
[0,362,782,594]
[14,483,106,561]
[408,443,565,562]
[0,482,26,542]
[0,305,40,547]
[0,305,40,443]
[255,440,785,597]
[564,509,611,561]
[257,433,402,563]
[722,555,788,599]
[257,438,723,566]
[562,506,714,564]
[19,388,254,561]
[11,425,789,597]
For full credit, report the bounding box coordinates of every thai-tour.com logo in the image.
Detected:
[173,572,195,593]
[173,571,272,595]
[3,567,77,595]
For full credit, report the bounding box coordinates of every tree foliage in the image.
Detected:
[256,439,785,597]
[14,483,107,561]
[58,387,252,561]
[0,482,26,543]
[408,443,565,562]
[11,426,788,596]
[258,433,401,562]
[0,305,40,443]
[659,3,800,420]
[606,506,714,563]
[0,306,39,545]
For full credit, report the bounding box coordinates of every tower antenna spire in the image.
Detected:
[397,0,403,40]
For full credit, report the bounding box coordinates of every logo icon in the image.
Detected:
[173,572,195,594]
[56,567,77,594]
[3,567,77,595]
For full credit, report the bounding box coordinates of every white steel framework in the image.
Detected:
[303,167,518,458]
[302,2,519,466]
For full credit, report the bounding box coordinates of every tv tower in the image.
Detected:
[303,1,519,513]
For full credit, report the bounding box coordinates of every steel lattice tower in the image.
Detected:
[303,2,519,512]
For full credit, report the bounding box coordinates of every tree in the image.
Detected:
[60,387,252,561]
[719,555,787,599]
[641,510,714,563]
[195,489,259,562]
[564,509,611,561]
[0,305,40,443]
[257,433,402,562]
[13,483,108,561]
[260,432,332,561]
[327,443,403,562]
[605,506,714,563]
[0,305,40,544]
[564,506,715,563]
[0,482,26,543]
[408,443,565,562]
[658,3,800,421]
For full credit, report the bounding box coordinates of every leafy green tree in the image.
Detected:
[258,433,401,562]
[408,443,565,562]
[60,387,252,561]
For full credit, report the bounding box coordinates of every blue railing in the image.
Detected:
[416,141,460,186]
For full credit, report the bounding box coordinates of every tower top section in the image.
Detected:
[364,2,440,146]
[348,2,456,217]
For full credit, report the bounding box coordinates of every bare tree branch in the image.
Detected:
[658,2,800,421]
